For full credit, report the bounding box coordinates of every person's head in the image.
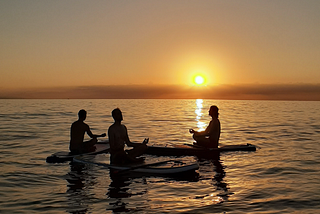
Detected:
[112,108,123,122]
[209,105,219,118]
[78,109,87,121]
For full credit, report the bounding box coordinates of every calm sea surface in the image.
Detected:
[0,99,319,214]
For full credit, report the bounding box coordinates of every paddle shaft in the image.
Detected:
[73,156,182,174]
[114,159,179,174]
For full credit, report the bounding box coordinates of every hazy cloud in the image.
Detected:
[1,84,320,101]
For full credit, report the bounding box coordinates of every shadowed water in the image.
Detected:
[0,99,319,213]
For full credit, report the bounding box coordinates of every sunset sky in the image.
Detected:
[1,0,320,99]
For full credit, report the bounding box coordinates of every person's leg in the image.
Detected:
[192,134,208,142]
[193,135,214,147]
[70,150,81,155]
[195,139,218,148]
[126,144,147,160]
[83,138,97,152]
[111,151,129,164]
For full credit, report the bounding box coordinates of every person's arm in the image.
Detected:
[190,121,213,136]
[202,121,213,135]
[123,125,136,147]
[124,126,148,147]
[86,125,106,138]
[94,133,106,138]
[108,126,116,149]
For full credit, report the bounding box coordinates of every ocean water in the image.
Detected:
[0,99,319,214]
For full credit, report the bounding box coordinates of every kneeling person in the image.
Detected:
[108,108,148,164]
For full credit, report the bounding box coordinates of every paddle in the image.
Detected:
[112,159,184,175]
[73,155,112,167]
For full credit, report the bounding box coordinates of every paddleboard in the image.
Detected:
[73,154,199,175]
[46,143,110,163]
[146,143,257,157]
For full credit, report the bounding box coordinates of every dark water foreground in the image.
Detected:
[0,99,319,213]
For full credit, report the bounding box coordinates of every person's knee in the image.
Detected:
[90,138,97,144]
[193,134,205,142]
[192,134,197,141]
[140,144,148,152]
[134,144,147,153]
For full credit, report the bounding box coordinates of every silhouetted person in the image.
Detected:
[189,105,221,148]
[69,109,106,154]
[108,108,148,164]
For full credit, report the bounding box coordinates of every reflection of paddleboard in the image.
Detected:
[73,154,199,175]
[46,143,110,163]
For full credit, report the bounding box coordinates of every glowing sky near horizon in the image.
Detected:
[1,0,320,89]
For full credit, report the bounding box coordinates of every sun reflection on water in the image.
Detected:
[195,99,206,131]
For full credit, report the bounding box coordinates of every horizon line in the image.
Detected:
[1,83,320,101]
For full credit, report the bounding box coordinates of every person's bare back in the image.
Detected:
[108,123,127,154]
[70,120,90,151]
[69,109,106,153]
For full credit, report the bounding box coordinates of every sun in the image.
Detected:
[194,75,205,85]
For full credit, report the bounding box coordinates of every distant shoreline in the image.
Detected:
[1,84,320,101]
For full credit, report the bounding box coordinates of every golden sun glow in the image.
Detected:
[193,75,206,85]
[195,76,204,85]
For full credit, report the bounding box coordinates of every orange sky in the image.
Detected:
[1,1,320,99]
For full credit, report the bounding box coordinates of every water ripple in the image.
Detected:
[0,99,319,213]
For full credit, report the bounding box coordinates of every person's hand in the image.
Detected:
[142,138,149,144]
[189,129,195,134]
